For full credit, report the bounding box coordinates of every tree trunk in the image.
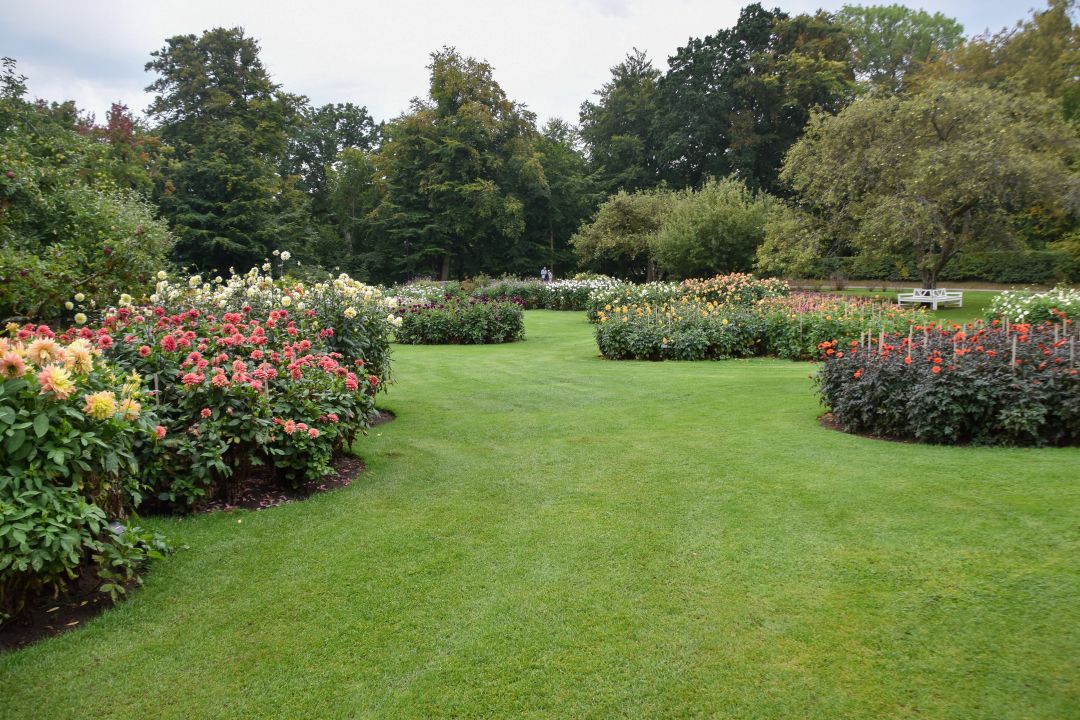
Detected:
[646,258,657,283]
[440,253,451,281]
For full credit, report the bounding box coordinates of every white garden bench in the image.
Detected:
[896,288,963,310]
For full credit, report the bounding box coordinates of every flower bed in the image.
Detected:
[393,296,525,344]
[1,264,399,625]
[988,286,1080,324]
[0,330,170,624]
[586,273,789,322]
[472,278,620,310]
[594,291,927,361]
[79,305,381,508]
[817,319,1080,445]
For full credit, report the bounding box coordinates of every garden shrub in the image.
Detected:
[0,77,174,325]
[394,296,525,344]
[817,317,1080,445]
[796,251,1078,284]
[988,286,1080,324]
[593,291,926,362]
[82,309,383,507]
[151,265,396,384]
[0,329,170,623]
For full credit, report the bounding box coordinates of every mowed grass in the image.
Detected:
[833,288,1000,324]
[2,311,1079,719]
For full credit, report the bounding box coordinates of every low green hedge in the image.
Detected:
[393,297,525,344]
[804,251,1078,284]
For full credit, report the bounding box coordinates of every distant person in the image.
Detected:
[540,267,548,282]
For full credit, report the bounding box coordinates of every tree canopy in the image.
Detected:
[770,81,1080,287]
[146,27,310,271]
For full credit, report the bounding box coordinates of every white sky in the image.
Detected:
[2,0,1037,127]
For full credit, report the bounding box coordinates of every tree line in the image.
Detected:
[2,0,1079,301]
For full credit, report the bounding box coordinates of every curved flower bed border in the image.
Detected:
[817,316,1079,446]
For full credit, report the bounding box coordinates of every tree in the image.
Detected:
[652,177,774,278]
[653,5,855,192]
[579,49,661,193]
[774,82,1080,288]
[918,1,1080,117]
[326,147,384,278]
[284,102,378,220]
[145,27,311,271]
[837,5,964,94]
[372,48,549,281]
[0,59,173,322]
[522,119,602,276]
[570,188,675,281]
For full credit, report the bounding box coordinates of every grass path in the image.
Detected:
[1,311,1078,719]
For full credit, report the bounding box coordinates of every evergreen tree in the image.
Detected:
[145,27,311,271]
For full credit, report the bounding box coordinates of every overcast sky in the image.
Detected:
[2,0,1040,127]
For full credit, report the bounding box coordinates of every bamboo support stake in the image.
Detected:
[1011,334,1018,370]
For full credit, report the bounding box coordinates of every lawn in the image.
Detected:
[1,311,1078,719]
[833,288,1000,324]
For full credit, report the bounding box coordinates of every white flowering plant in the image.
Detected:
[988,287,1080,324]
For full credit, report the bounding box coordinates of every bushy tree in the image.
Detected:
[918,0,1080,116]
[284,101,378,220]
[773,81,1080,287]
[0,59,173,322]
[570,188,674,280]
[837,4,964,93]
[366,48,553,281]
[653,177,774,278]
[146,27,311,271]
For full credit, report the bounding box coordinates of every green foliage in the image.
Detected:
[393,296,525,344]
[776,81,1080,287]
[818,320,1080,445]
[652,178,774,278]
[0,332,169,622]
[652,5,855,191]
[285,102,378,219]
[146,28,313,271]
[364,48,557,282]
[0,59,173,324]
[570,188,673,280]
[837,4,964,93]
[918,0,1080,118]
[578,49,661,193]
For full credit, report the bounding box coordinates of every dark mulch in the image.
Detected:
[818,412,915,444]
[196,452,365,513]
[0,572,137,653]
[0,409,395,653]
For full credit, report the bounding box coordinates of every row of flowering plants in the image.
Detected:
[988,286,1080,324]
[817,316,1080,446]
[0,330,170,624]
[594,291,927,361]
[471,277,622,310]
[585,273,790,322]
[83,305,380,507]
[393,295,526,344]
